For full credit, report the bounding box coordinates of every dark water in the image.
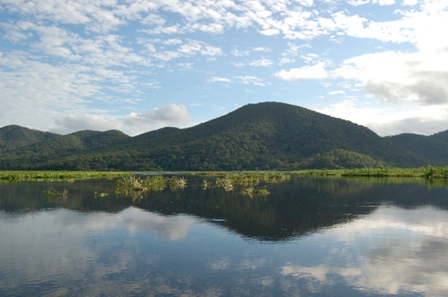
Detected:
[1,176,448,296]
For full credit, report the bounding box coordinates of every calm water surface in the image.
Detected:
[1,176,447,296]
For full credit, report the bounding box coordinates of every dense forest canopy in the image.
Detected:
[0,102,445,171]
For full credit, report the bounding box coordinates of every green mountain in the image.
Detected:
[0,102,438,171]
[7,129,130,156]
[386,131,448,166]
[300,149,389,169]
[0,125,59,153]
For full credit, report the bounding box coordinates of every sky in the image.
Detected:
[1,0,447,137]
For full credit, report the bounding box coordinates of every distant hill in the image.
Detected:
[0,102,441,170]
[5,129,130,157]
[0,125,59,153]
[386,131,448,166]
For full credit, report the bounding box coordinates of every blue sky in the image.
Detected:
[1,0,447,136]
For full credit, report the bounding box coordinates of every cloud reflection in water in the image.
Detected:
[280,206,448,297]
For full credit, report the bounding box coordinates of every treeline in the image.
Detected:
[1,102,447,171]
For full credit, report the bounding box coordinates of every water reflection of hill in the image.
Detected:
[1,176,448,241]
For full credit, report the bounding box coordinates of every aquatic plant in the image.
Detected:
[207,172,290,196]
[202,179,212,190]
[43,186,68,201]
[116,175,146,192]
[115,175,188,200]
[215,177,234,191]
[44,186,68,196]
[94,192,109,198]
[241,186,270,198]
[143,175,169,191]
[168,176,187,190]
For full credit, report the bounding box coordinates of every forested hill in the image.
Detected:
[386,130,448,166]
[0,125,60,152]
[0,102,439,171]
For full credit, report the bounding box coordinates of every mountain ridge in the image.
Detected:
[0,102,443,170]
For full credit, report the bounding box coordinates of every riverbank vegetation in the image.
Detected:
[295,166,448,179]
[0,171,132,182]
[1,166,448,183]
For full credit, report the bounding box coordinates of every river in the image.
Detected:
[0,175,447,296]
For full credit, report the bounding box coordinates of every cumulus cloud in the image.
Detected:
[140,38,222,61]
[208,76,232,83]
[316,99,448,136]
[249,58,274,67]
[365,78,448,105]
[275,62,329,80]
[0,51,101,129]
[124,104,191,132]
[53,115,122,134]
[231,49,250,57]
[334,50,448,106]
[370,116,448,136]
[1,0,124,33]
[235,76,268,86]
[1,0,447,136]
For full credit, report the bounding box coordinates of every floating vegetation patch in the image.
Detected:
[43,186,68,201]
[168,176,188,191]
[94,192,109,198]
[115,172,290,200]
[241,186,270,198]
[115,175,188,203]
[204,172,290,197]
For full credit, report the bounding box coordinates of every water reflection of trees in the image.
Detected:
[2,176,448,241]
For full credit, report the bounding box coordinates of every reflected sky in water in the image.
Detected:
[1,177,448,296]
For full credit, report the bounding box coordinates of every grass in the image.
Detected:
[2,166,448,182]
[294,166,448,179]
[0,171,133,182]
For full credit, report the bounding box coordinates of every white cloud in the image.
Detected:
[279,42,310,65]
[296,0,314,7]
[370,116,448,136]
[275,62,328,80]
[1,0,124,33]
[0,51,104,130]
[1,0,448,137]
[260,28,280,36]
[235,76,268,86]
[153,50,181,61]
[124,104,191,132]
[334,50,448,106]
[147,39,222,61]
[253,47,271,52]
[328,90,345,95]
[403,0,418,5]
[373,0,396,5]
[163,38,183,45]
[53,114,122,134]
[231,49,250,56]
[208,77,232,83]
[315,99,448,136]
[347,0,371,6]
[249,58,274,67]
